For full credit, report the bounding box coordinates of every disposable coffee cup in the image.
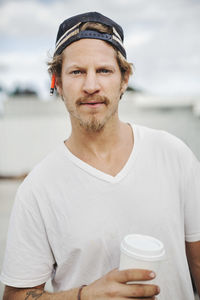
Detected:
[119,234,165,284]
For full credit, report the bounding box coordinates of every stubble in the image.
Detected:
[66,95,119,133]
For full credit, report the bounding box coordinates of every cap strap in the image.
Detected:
[55,29,126,58]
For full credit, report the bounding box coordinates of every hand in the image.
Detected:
[82,268,160,299]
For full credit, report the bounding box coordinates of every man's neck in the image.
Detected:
[64,119,134,176]
[66,118,124,155]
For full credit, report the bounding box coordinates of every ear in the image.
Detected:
[55,77,63,97]
[120,72,130,94]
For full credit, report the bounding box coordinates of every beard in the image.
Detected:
[78,115,106,132]
[75,95,110,132]
[65,94,119,133]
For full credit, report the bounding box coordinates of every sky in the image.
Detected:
[0,0,200,98]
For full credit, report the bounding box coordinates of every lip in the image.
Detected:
[76,96,109,107]
[81,103,105,110]
[81,101,105,105]
[79,100,106,108]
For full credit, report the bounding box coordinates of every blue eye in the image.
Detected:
[98,69,110,73]
[72,70,81,75]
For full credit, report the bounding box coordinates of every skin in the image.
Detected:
[3,38,200,299]
[186,241,200,295]
[56,38,134,176]
[3,269,159,300]
[58,39,127,133]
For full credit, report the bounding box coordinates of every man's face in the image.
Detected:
[57,38,129,132]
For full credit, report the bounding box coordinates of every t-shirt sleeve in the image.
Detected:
[184,152,200,242]
[0,183,55,288]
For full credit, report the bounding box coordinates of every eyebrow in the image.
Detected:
[65,64,116,72]
[65,65,81,71]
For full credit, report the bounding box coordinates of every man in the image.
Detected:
[1,12,200,300]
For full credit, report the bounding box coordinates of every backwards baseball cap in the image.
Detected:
[54,11,127,59]
[50,12,127,95]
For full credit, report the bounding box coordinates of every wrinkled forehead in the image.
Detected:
[61,38,119,67]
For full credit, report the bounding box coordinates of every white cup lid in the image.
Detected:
[121,234,165,261]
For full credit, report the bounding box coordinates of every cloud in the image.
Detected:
[125,31,153,48]
[0,0,58,38]
[0,0,200,96]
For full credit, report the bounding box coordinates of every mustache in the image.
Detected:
[76,95,110,106]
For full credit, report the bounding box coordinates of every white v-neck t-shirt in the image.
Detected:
[1,124,200,300]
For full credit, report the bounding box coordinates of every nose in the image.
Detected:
[82,71,100,95]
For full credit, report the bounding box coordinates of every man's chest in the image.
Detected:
[42,171,182,265]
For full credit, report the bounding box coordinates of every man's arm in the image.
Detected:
[186,240,200,296]
[3,269,160,300]
[3,283,80,300]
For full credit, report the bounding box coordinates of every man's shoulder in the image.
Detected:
[133,123,196,162]
[135,123,184,145]
[20,142,69,188]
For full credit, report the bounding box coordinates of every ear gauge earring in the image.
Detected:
[120,92,124,100]
[120,87,125,100]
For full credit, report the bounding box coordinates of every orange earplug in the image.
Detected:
[50,74,56,95]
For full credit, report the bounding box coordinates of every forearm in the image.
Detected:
[186,241,200,297]
[190,264,200,296]
[3,269,159,300]
[3,286,80,300]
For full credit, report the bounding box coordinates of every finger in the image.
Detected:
[131,298,158,300]
[130,298,157,300]
[114,269,156,283]
[117,282,160,298]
